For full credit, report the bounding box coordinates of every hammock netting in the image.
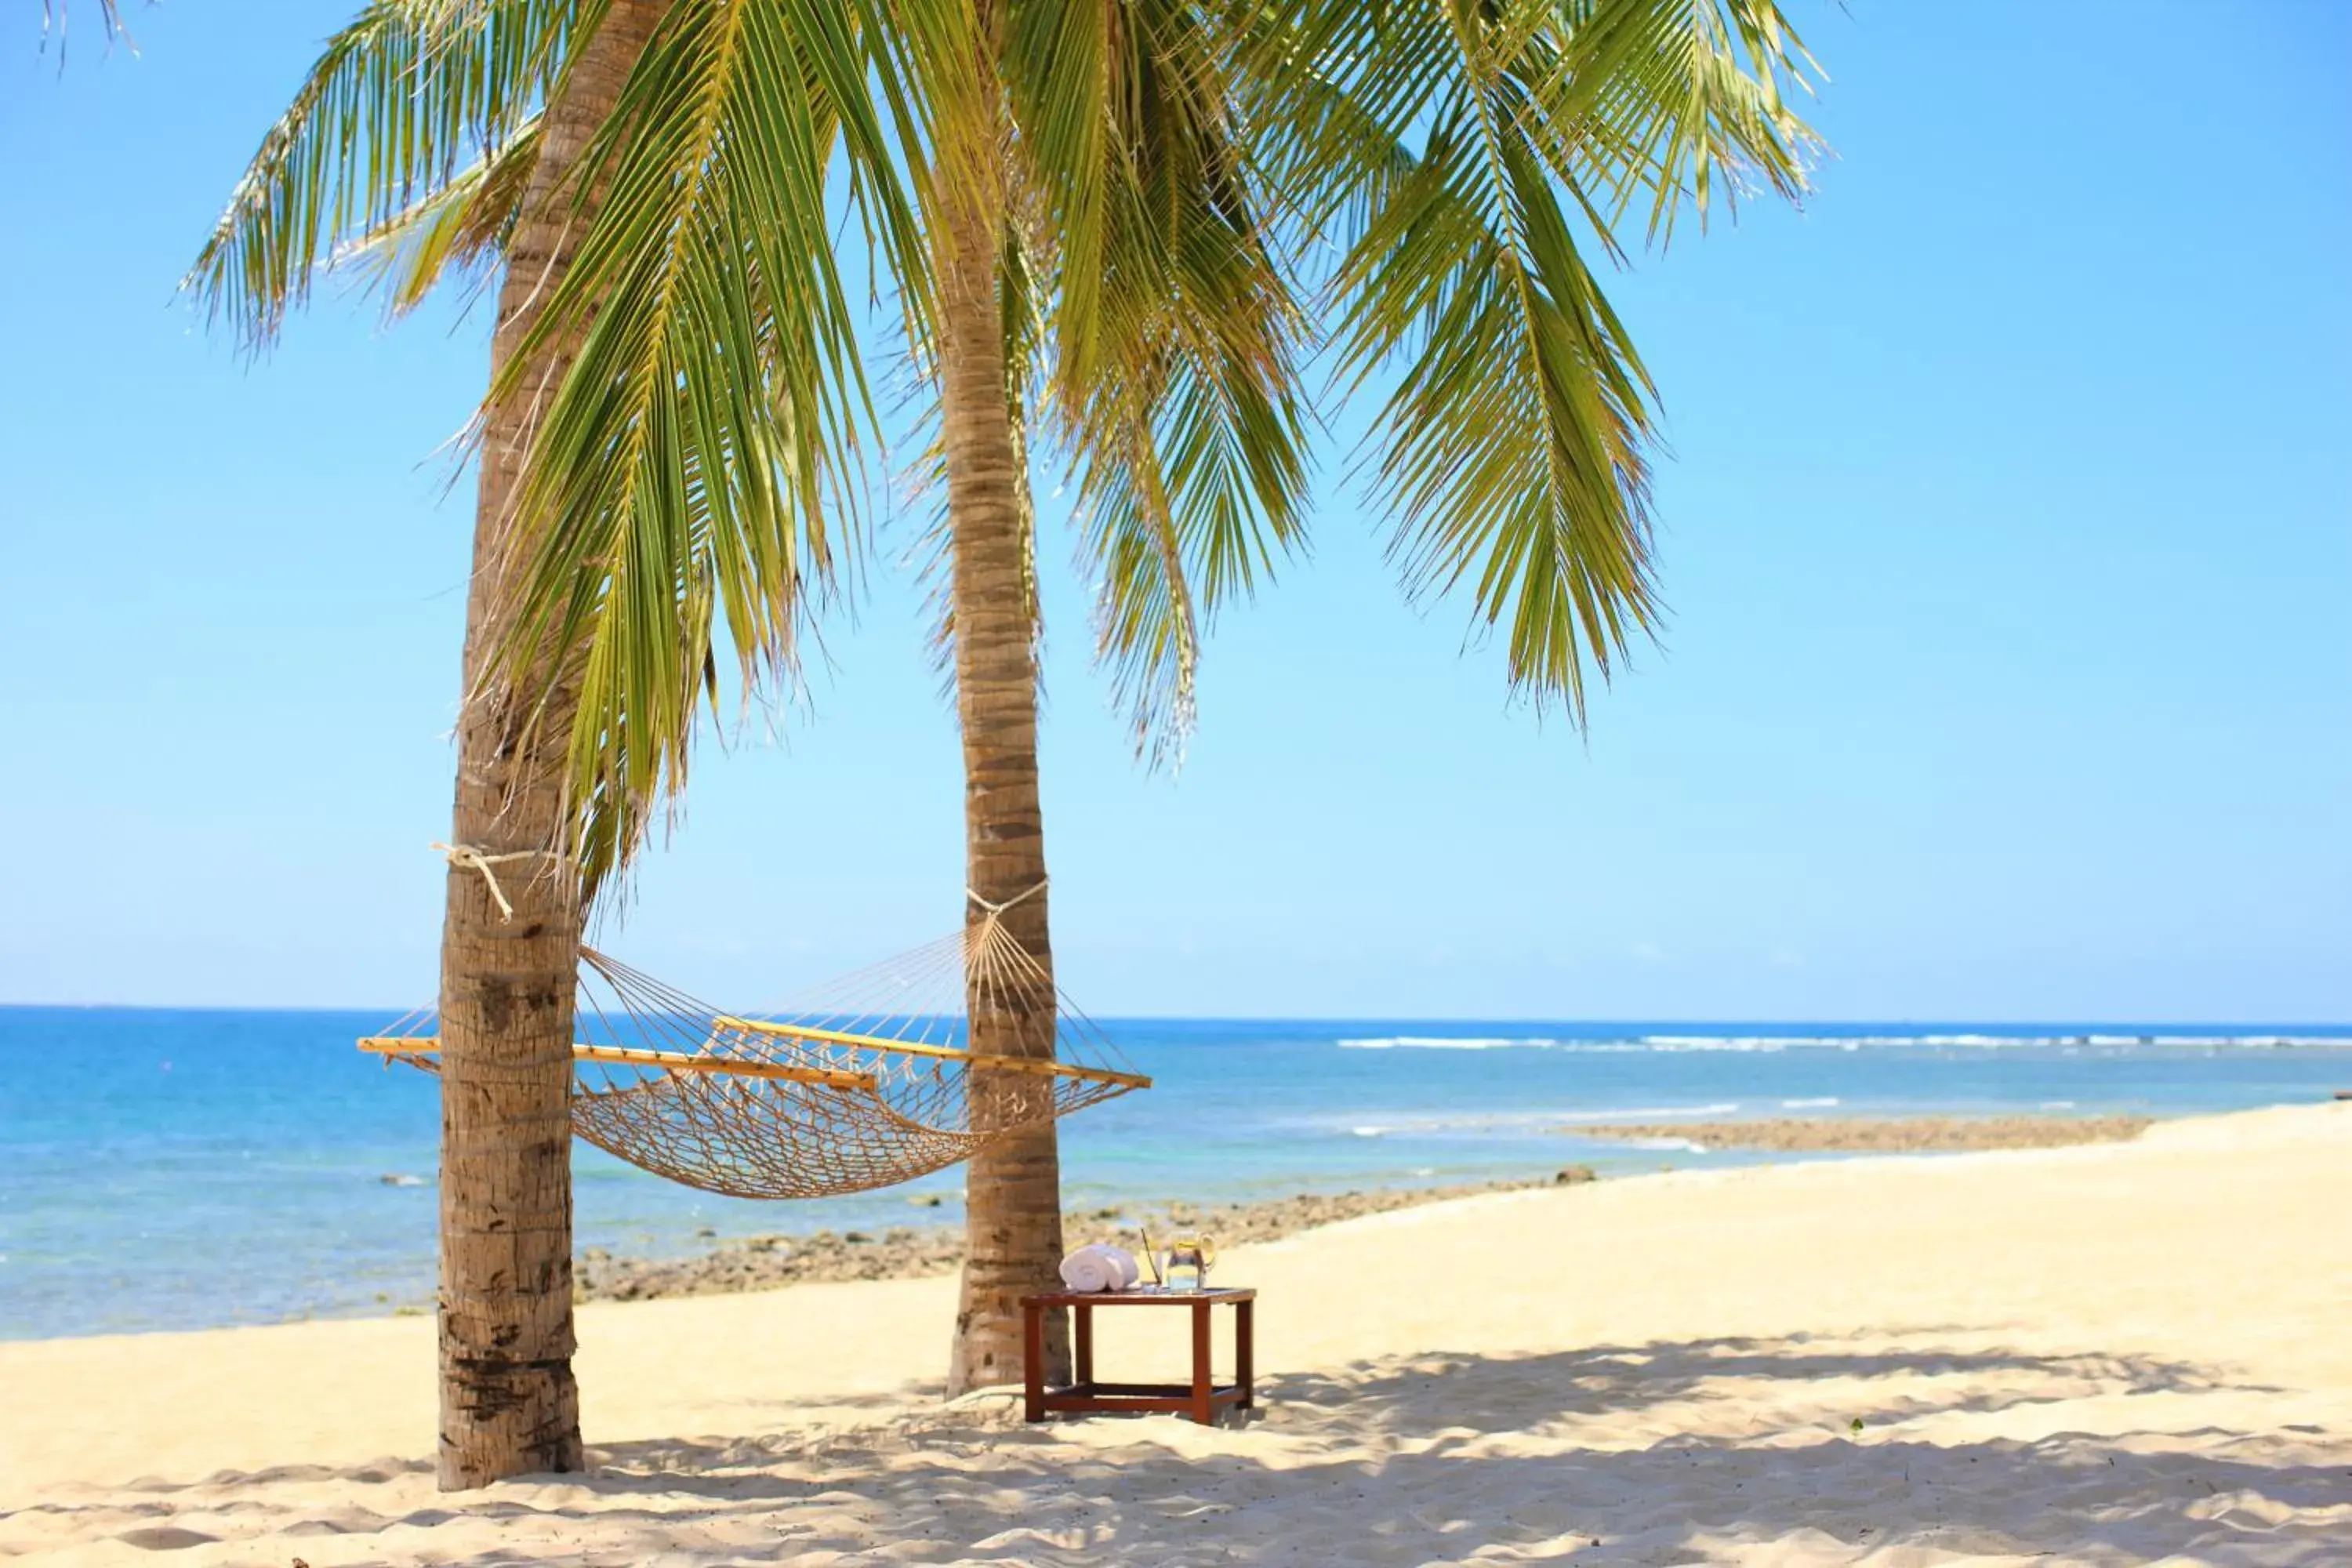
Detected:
[359,909,1148,1200]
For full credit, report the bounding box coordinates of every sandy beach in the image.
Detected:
[4,1102,2347,1566]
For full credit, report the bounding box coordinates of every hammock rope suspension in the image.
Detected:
[358,898,1147,1200]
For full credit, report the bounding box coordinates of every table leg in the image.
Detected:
[1190,1298,1214,1425]
[1022,1300,1045,1423]
[1075,1301,1094,1388]
[1235,1298,1254,1410]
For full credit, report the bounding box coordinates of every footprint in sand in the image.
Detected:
[114,1526,218,1551]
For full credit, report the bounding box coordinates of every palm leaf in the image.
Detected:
[336,114,543,321]
[485,0,924,898]
[1245,0,1817,718]
[183,0,604,347]
[1011,0,1310,760]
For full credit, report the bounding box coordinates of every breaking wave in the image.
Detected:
[1338,1036,1559,1051]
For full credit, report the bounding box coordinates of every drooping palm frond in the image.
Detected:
[1520,0,1820,244]
[184,0,603,347]
[337,114,543,321]
[1241,0,1817,720]
[485,0,927,898]
[1006,0,1310,761]
[1336,77,1667,716]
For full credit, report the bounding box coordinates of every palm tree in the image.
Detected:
[189,0,701,1489]
[193,0,1817,1482]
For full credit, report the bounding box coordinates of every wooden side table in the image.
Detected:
[1019,1287,1256,1425]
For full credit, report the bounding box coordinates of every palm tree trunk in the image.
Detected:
[435,0,666,1493]
[938,130,1070,1398]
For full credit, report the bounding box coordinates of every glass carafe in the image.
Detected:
[1163,1233,1215,1292]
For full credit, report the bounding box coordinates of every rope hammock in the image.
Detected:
[358,892,1149,1200]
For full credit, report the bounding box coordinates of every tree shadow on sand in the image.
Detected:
[42,1334,2349,1566]
[1266,1331,2288,1433]
[592,1338,2340,1564]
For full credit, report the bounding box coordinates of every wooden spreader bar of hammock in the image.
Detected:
[708,1015,1153,1091]
[357,1036,878,1091]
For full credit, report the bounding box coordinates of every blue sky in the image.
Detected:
[1,2,2345,1018]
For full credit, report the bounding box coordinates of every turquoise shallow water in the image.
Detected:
[2,1007,2347,1339]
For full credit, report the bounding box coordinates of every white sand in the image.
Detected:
[4,1103,2347,1566]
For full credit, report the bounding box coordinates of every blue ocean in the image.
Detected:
[3,1007,2347,1341]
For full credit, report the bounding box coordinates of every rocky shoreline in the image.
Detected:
[575,1168,1598,1304]
[574,1116,2154,1304]
[1559,1114,2153,1154]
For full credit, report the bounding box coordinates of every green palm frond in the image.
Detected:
[337,114,543,321]
[1066,280,1310,760]
[1523,0,1820,243]
[1009,0,1310,761]
[999,0,1120,403]
[184,0,603,347]
[486,0,924,898]
[1246,0,1817,720]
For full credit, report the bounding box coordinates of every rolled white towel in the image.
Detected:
[1080,1244,1142,1289]
[1058,1248,1117,1293]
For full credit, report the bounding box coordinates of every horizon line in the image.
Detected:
[2,1001,2349,1031]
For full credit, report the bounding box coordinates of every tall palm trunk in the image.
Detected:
[435,0,666,1492]
[938,129,1070,1397]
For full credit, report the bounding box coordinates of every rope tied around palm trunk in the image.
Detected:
[433,841,568,922]
[965,878,1048,919]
